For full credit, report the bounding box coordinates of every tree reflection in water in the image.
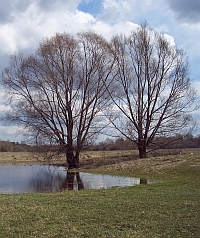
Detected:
[62,172,84,190]
[140,178,147,184]
[29,167,84,192]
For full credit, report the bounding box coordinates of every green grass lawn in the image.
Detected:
[0,150,200,237]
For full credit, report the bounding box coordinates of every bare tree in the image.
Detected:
[1,31,113,168]
[108,23,198,158]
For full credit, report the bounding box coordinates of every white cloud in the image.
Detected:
[163,34,175,46]
[0,1,142,57]
[0,25,18,54]
[99,0,154,23]
[0,4,96,55]
[0,125,23,141]
[0,104,9,112]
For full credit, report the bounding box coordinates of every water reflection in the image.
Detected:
[0,164,155,194]
[140,178,147,184]
[29,166,68,192]
[61,172,84,190]
[29,169,85,192]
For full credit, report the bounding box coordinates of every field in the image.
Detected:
[0,150,136,164]
[0,149,200,237]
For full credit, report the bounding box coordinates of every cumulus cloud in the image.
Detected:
[0,0,83,25]
[0,0,172,57]
[167,0,200,23]
[0,0,143,56]
[98,0,154,23]
[0,1,14,23]
[37,0,82,12]
[0,3,95,55]
[0,0,36,24]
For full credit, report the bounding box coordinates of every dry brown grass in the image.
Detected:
[0,151,66,164]
[0,152,35,163]
[80,148,200,178]
[0,150,137,165]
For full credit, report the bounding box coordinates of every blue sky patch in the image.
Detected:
[78,0,103,17]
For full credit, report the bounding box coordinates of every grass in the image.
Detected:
[0,151,65,164]
[0,150,135,164]
[0,149,200,237]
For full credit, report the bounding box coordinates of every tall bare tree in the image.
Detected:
[108,23,198,158]
[1,31,113,168]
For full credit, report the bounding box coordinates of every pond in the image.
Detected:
[0,164,155,194]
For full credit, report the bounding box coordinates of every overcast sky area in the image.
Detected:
[0,0,200,142]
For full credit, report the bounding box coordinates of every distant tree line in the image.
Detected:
[0,140,33,152]
[1,133,200,153]
[90,134,200,151]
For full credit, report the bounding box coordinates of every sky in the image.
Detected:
[0,0,200,142]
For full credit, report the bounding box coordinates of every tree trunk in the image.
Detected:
[138,144,147,158]
[66,145,80,169]
[66,145,77,169]
[74,149,80,168]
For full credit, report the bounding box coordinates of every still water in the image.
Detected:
[0,164,154,194]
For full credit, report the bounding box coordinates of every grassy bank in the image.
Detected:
[0,150,200,237]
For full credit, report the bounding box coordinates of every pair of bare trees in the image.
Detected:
[1,23,197,167]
